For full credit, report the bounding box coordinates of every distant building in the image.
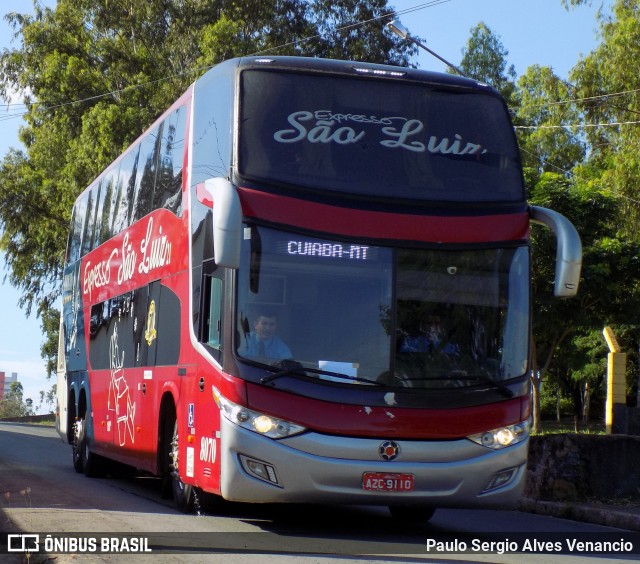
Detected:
[0,371,19,400]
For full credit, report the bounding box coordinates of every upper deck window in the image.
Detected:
[238,70,524,204]
[66,105,186,264]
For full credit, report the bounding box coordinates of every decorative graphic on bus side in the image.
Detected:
[144,300,157,346]
[108,325,136,446]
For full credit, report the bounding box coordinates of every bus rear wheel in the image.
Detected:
[388,505,436,523]
[76,417,107,478]
[72,419,84,473]
[169,420,195,513]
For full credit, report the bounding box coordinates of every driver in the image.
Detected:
[240,309,292,360]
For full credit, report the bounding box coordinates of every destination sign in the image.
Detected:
[275,239,377,262]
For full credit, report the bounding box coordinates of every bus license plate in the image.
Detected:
[362,472,414,492]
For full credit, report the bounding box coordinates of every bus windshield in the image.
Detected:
[238,69,524,203]
[235,226,529,388]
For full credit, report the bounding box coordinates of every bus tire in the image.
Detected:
[72,419,83,473]
[170,419,194,513]
[77,418,107,478]
[388,505,436,523]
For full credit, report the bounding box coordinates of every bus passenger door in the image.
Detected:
[124,282,161,467]
[196,266,225,493]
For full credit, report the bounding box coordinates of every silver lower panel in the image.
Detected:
[219,417,528,508]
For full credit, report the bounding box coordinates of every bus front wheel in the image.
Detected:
[169,420,195,513]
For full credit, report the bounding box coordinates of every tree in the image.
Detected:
[569,0,640,239]
[519,0,640,428]
[38,384,57,414]
[0,381,29,418]
[456,22,517,105]
[310,0,416,63]
[570,330,608,422]
[515,65,585,174]
[0,0,414,375]
[528,172,640,431]
[450,4,640,430]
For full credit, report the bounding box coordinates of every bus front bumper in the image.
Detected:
[218,417,528,508]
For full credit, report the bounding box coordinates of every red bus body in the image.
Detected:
[57,57,581,517]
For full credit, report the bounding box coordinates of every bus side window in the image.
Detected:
[119,144,141,230]
[132,124,161,222]
[156,106,186,215]
[94,164,121,248]
[104,164,123,240]
[202,269,224,361]
[89,181,104,251]
[67,195,85,263]
[80,185,97,256]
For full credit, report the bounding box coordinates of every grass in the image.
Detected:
[533,418,606,436]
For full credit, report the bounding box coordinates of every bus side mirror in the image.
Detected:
[205,177,242,269]
[530,205,582,298]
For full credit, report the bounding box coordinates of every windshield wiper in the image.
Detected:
[394,372,514,398]
[261,360,383,386]
[464,374,514,398]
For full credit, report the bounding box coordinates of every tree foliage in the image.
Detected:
[37,383,57,414]
[516,65,585,174]
[569,0,640,238]
[456,22,517,105]
[527,172,640,429]
[455,5,640,427]
[0,382,29,418]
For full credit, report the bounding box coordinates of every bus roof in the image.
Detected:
[214,55,498,96]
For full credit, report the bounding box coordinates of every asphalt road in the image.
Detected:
[0,422,637,563]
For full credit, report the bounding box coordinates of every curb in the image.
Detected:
[521,498,640,532]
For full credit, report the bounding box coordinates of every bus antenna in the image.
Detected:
[387,19,467,78]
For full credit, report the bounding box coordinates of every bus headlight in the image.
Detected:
[212,386,306,439]
[468,419,530,450]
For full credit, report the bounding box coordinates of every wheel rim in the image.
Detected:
[72,419,83,468]
[170,420,192,500]
[170,422,181,486]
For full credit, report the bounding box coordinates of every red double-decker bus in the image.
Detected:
[57,56,581,520]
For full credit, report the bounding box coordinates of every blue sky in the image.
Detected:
[0,0,612,405]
